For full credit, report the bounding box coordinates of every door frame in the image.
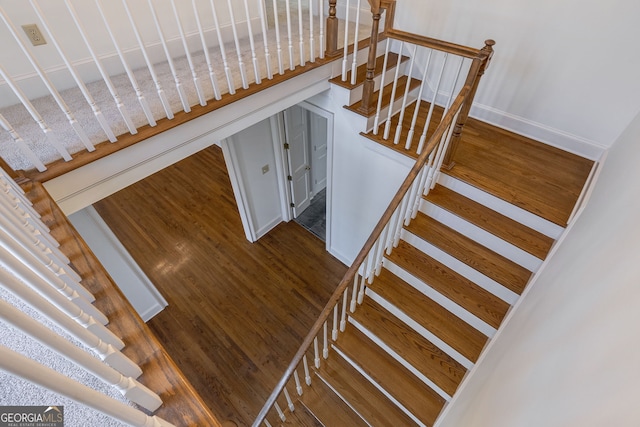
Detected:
[274,101,335,250]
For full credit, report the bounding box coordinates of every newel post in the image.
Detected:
[358,1,383,114]
[442,39,495,169]
[326,0,339,57]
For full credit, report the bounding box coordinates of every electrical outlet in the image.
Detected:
[21,24,47,46]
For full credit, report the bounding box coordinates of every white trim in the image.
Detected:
[221,138,257,242]
[270,114,293,223]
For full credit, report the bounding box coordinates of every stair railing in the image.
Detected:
[0,0,368,178]
[253,83,471,427]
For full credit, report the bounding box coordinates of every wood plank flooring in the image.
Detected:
[93,145,348,427]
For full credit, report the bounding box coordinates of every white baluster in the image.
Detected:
[349,0,362,84]
[293,370,303,395]
[297,0,306,66]
[226,0,249,89]
[406,49,433,150]
[192,0,221,101]
[309,0,315,62]
[375,226,390,276]
[386,206,401,255]
[274,402,286,422]
[431,111,461,189]
[393,44,418,145]
[242,0,262,84]
[340,290,348,332]
[413,165,431,217]
[350,274,358,312]
[0,183,57,249]
[121,0,173,120]
[0,300,162,411]
[0,6,92,152]
[263,419,273,427]
[170,0,206,106]
[0,114,45,172]
[323,321,328,359]
[303,355,311,385]
[373,39,391,135]
[318,0,325,59]
[145,0,190,112]
[209,0,235,95]
[313,336,320,368]
[357,255,369,303]
[0,228,106,325]
[0,267,139,377]
[0,254,123,350]
[272,0,284,74]
[383,41,405,139]
[417,53,449,154]
[257,0,273,79]
[0,346,174,427]
[393,194,412,247]
[94,0,156,127]
[285,0,295,70]
[404,173,423,226]
[0,65,71,163]
[283,387,295,411]
[29,0,116,143]
[332,304,338,340]
[341,0,351,80]
[64,0,137,135]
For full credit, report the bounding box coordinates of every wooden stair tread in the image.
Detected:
[362,100,445,159]
[351,298,466,397]
[281,401,324,426]
[316,351,417,426]
[335,326,445,426]
[371,268,487,362]
[426,185,554,260]
[346,75,422,118]
[407,213,532,295]
[387,240,509,330]
[447,118,594,226]
[329,53,408,89]
[298,372,369,427]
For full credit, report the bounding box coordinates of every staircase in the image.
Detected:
[259,37,594,427]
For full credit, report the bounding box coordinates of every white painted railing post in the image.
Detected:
[0,113,46,172]
[417,53,449,154]
[242,0,262,84]
[0,346,175,427]
[272,0,285,74]
[298,0,306,66]
[406,49,433,150]
[393,44,418,145]
[349,0,362,84]
[192,0,222,101]
[227,0,250,89]
[285,0,295,71]
[373,39,391,135]
[257,0,273,80]
[209,0,236,94]
[341,0,351,80]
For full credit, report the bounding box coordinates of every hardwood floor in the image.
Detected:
[93,145,348,427]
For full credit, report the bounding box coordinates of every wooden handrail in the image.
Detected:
[252,84,471,427]
[385,28,483,59]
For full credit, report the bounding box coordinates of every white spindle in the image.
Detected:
[318,0,325,59]
[146,0,190,112]
[393,44,418,145]
[404,172,423,225]
[0,114,46,172]
[303,355,311,385]
[350,274,358,312]
[263,419,273,427]
[341,0,351,80]
[375,226,390,276]
[272,0,284,74]
[393,193,413,247]
[313,336,320,368]
[0,6,92,152]
[283,387,294,411]
[0,267,139,378]
[444,58,466,114]
[340,289,348,332]
[309,0,316,62]
[297,0,306,66]
[417,53,449,154]
[431,111,461,189]
[192,0,221,101]
[94,0,156,127]
[242,0,262,84]
[257,0,273,79]
[383,41,405,139]
[373,39,391,135]
[285,0,295,70]
[0,66,71,162]
[293,370,303,395]
[274,402,286,422]
[30,0,116,143]
[357,255,369,304]
[170,0,206,106]
[332,304,338,340]
[0,228,106,325]
[0,300,162,411]
[349,0,362,85]
[121,0,173,120]
[64,0,137,135]
[0,346,174,427]
[209,0,235,95]
[406,49,433,150]
[413,165,431,218]
[386,207,401,255]
[323,321,328,359]
[227,0,249,89]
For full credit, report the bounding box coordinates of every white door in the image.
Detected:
[283,105,311,217]
[309,113,328,194]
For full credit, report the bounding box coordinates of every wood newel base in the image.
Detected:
[359,9,382,114]
[326,0,339,57]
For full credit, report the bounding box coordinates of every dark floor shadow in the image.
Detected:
[294,188,326,241]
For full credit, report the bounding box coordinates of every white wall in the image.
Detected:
[436,112,640,427]
[396,0,640,156]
